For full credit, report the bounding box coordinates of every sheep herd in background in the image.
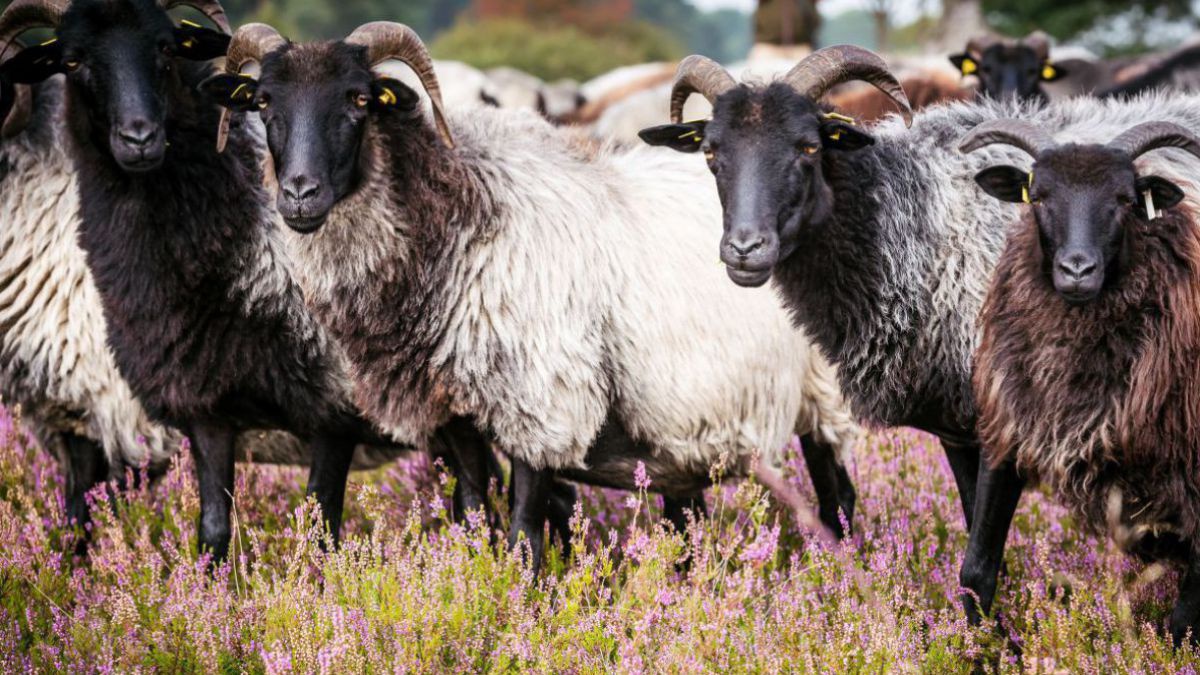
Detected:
[5,0,1200,650]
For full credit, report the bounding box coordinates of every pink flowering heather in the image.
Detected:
[0,404,1196,671]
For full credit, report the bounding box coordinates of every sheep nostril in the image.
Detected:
[729,237,765,257]
[1058,257,1097,281]
[283,176,321,202]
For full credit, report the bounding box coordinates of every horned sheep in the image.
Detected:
[199,21,864,566]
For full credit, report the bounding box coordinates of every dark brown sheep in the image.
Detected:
[965,118,1200,643]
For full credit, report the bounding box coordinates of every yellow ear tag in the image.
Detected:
[823,112,857,125]
[231,82,251,101]
[1144,188,1158,221]
[39,37,57,46]
[1042,63,1057,80]
[961,58,977,76]
[677,130,697,139]
[1023,171,1034,203]
[378,87,397,106]
[829,130,842,141]
[180,19,202,28]
[182,38,196,49]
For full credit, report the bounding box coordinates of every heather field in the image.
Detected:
[0,407,1196,673]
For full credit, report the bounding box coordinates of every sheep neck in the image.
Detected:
[974,208,1200,544]
[291,117,491,442]
[65,61,342,432]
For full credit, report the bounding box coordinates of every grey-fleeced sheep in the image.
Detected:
[201,22,863,566]
[640,46,1200,628]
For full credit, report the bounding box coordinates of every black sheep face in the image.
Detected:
[640,82,875,288]
[975,146,1184,303]
[950,44,1063,103]
[0,0,228,171]
[202,42,421,233]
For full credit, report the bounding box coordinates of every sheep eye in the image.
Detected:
[354,93,370,108]
[63,59,81,72]
[801,145,819,155]
[257,97,270,111]
[703,149,715,163]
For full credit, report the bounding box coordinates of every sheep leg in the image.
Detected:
[663,492,707,533]
[1169,550,1200,646]
[959,460,1024,626]
[939,436,982,530]
[507,457,552,573]
[799,434,855,538]
[753,462,832,540]
[62,432,110,556]
[546,480,578,550]
[431,417,494,522]
[190,423,236,564]
[304,432,356,548]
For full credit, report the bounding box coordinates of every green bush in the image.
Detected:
[430,18,683,82]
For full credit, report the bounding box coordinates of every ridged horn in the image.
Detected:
[345,21,453,148]
[959,118,1055,158]
[0,0,67,63]
[1108,121,1200,163]
[1022,30,1052,62]
[783,45,913,127]
[160,0,230,34]
[668,54,735,124]
[215,23,286,152]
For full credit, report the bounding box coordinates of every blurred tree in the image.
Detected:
[982,0,1193,48]
[753,0,819,47]
[431,18,682,80]
[635,0,750,62]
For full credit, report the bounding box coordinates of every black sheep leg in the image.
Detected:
[940,436,982,530]
[663,491,707,533]
[546,480,578,550]
[1170,549,1200,646]
[305,432,357,548]
[432,418,494,520]
[800,434,855,538]
[959,460,1024,626]
[190,423,236,563]
[508,456,552,572]
[63,432,110,555]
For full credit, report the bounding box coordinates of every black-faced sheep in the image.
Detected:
[199,22,864,567]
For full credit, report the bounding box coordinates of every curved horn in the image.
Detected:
[2,73,32,139]
[668,54,735,124]
[965,33,1001,59]
[160,0,230,34]
[1109,121,1200,163]
[345,21,453,148]
[783,44,913,127]
[1022,30,1052,61]
[959,118,1055,157]
[0,0,68,63]
[214,23,286,152]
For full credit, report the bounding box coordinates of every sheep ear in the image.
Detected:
[950,53,977,77]
[1040,61,1066,82]
[638,121,707,153]
[974,165,1028,203]
[1135,175,1185,216]
[0,43,66,85]
[820,119,874,151]
[370,78,420,112]
[174,22,232,62]
[199,73,259,112]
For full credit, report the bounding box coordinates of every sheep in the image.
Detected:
[0,0,472,563]
[1102,44,1200,99]
[948,31,1070,103]
[961,118,1200,644]
[199,21,864,566]
[0,29,362,543]
[637,48,1200,626]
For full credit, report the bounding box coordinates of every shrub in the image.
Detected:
[430,18,683,82]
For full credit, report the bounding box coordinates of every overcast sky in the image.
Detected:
[691,0,928,24]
